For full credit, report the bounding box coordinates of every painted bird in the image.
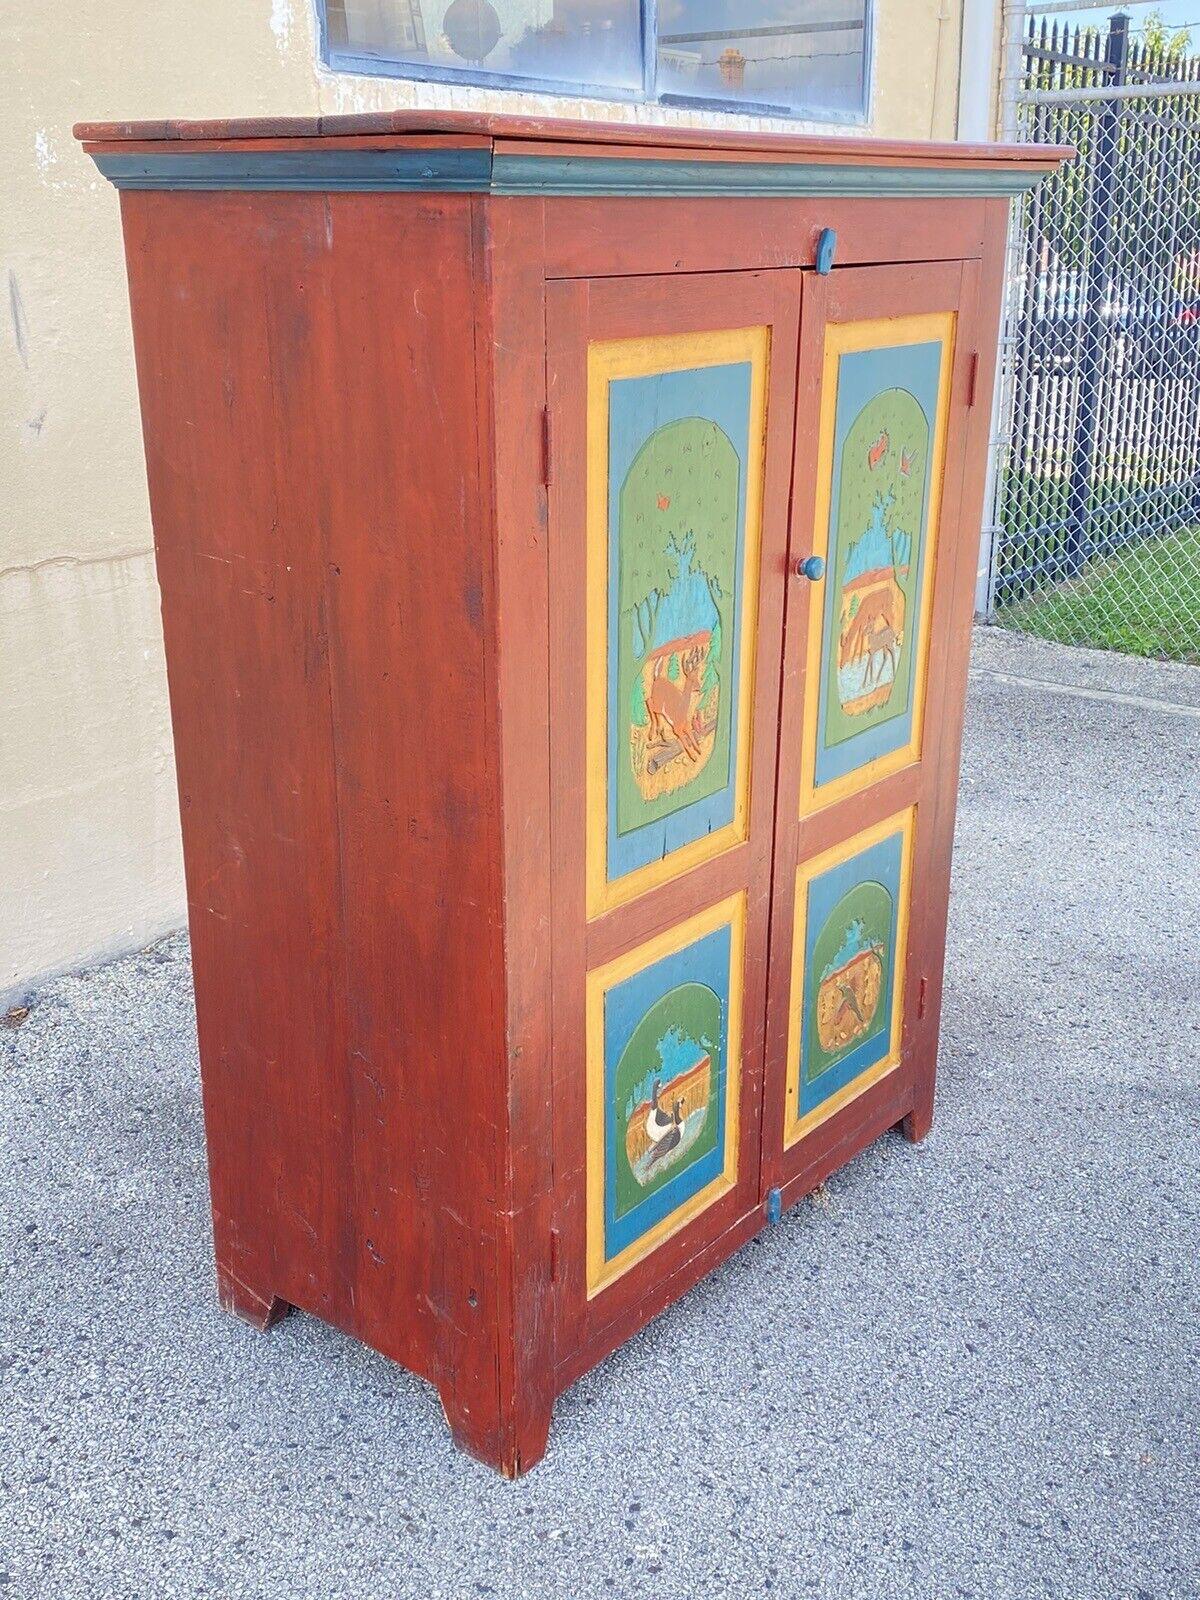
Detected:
[837,982,866,1026]
[645,1080,674,1144]
[646,1100,684,1167]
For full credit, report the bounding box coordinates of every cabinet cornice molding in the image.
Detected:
[93,146,1053,198]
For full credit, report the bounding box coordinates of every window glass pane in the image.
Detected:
[326,0,644,91]
[656,0,867,116]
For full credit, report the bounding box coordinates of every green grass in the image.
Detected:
[996,525,1200,662]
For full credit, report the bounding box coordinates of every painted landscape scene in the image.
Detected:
[815,917,885,1056]
[611,978,723,1223]
[806,876,894,1084]
[623,1027,713,1187]
[838,488,913,716]
[616,413,740,836]
[630,538,721,803]
[827,374,931,747]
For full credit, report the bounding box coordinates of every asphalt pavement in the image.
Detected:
[2,627,1197,1599]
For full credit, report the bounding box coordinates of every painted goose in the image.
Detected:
[646,1099,684,1168]
[644,1079,674,1145]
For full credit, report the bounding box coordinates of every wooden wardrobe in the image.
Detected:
[78,112,1067,1474]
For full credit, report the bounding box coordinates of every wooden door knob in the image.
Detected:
[795,554,825,581]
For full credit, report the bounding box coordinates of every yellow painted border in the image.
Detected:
[783,807,916,1149]
[586,328,770,920]
[586,891,746,1297]
[799,313,956,816]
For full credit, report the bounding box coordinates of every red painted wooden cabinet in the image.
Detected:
[80,114,1067,1475]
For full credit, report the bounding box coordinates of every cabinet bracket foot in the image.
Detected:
[216,1264,291,1331]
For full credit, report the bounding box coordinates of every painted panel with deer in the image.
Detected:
[586,327,769,916]
[799,314,956,813]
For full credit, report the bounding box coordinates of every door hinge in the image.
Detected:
[917,976,928,1020]
[541,405,553,487]
[966,352,980,408]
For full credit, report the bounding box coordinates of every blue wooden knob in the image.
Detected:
[815,227,837,275]
[796,554,826,581]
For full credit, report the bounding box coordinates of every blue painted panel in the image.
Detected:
[799,828,903,1117]
[606,361,752,887]
[813,339,943,790]
[603,922,732,1262]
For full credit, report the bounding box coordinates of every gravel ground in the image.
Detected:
[2,628,1197,1600]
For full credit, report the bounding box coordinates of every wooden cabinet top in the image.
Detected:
[76,111,1072,198]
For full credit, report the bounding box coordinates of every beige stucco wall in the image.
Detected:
[1,1,969,1002]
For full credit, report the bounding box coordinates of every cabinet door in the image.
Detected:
[546,271,800,1364]
[763,260,982,1196]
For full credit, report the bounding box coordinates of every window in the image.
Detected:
[321,0,870,121]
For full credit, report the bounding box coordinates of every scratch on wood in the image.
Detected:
[9,270,29,369]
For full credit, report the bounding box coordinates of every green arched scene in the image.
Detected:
[825,386,930,748]
[613,980,722,1222]
[805,879,893,1083]
[616,416,739,834]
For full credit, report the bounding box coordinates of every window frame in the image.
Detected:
[317,0,874,126]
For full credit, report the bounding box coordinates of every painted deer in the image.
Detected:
[647,647,705,763]
[841,589,896,669]
[862,621,901,688]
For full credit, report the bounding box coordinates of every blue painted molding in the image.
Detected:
[92,147,494,193]
[94,146,1049,199]
[492,155,1046,197]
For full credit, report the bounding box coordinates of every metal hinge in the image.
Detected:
[966,352,981,408]
[541,405,553,487]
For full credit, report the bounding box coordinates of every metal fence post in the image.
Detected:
[1064,9,1129,576]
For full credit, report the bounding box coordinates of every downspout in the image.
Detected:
[930,2,954,136]
[958,0,1000,139]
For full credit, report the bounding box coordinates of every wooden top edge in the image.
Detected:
[74,110,1074,169]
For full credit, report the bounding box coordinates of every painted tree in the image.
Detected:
[837,392,928,580]
[616,413,742,831]
[618,418,738,663]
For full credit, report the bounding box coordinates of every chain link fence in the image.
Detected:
[983,5,1200,662]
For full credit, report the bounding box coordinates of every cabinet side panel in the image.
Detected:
[120,190,508,1449]
[318,193,509,1457]
[121,191,354,1328]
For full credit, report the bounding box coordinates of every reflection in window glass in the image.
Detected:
[326,0,644,92]
[656,0,867,117]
